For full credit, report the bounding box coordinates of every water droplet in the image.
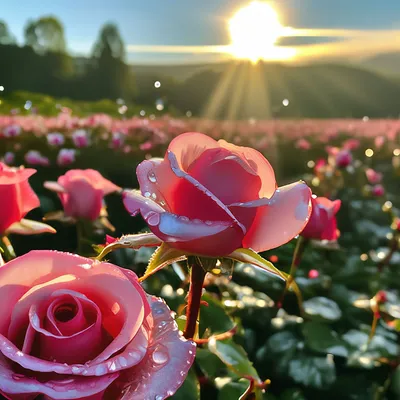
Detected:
[160,200,166,206]
[152,346,169,365]
[151,193,157,200]
[155,396,163,400]
[108,361,117,371]
[147,212,160,226]
[154,307,164,315]
[144,192,151,198]
[205,220,212,225]
[179,216,189,222]
[148,172,157,183]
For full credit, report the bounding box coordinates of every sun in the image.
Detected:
[228,1,295,62]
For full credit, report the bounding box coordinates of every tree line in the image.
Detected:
[0,17,134,101]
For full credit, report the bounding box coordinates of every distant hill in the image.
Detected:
[359,52,400,76]
[165,61,400,119]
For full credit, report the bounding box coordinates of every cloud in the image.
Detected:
[125,29,400,63]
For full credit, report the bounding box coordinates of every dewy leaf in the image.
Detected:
[6,219,56,235]
[96,232,162,260]
[139,242,187,282]
[288,354,336,389]
[303,297,342,322]
[302,321,348,357]
[227,248,285,281]
[171,367,200,400]
[208,338,261,383]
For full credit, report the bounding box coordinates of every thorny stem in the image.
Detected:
[0,236,16,261]
[183,258,207,340]
[277,236,307,310]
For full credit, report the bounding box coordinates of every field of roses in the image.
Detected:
[0,113,399,400]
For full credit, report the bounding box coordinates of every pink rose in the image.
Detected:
[2,125,21,138]
[335,149,352,168]
[47,132,65,147]
[295,138,311,150]
[123,132,312,256]
[366,168,382,184]
[371,184,385,197]
[24,150,50,167]
[3,152,15,165]
[57,149,76,166]
[72,130,90,148]
[44,169,120,221]
[301,196,341,241]
[0,250,195,400]
[0,163,40,234]
[111,132,125,149]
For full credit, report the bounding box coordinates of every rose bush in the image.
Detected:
[0,250,195,400]
[123,132,312,256]
[44,170,120,221]
[301,196,341,241]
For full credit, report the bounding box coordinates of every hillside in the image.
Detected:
[167,61,400,119]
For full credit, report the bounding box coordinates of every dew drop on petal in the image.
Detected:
[148,172,157,183]
[144,192,151,198]
[152,346,169,365]
[147,212,161,226]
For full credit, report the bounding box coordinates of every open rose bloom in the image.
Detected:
[123,132,312,256]
[0,251,195,400]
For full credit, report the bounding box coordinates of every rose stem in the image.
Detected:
[277,236,307,310]
[0,236,16,261]
[183,259,207,340]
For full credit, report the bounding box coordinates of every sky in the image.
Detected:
[2,0,400,64]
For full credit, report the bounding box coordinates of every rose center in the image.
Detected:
[54,304,77,322]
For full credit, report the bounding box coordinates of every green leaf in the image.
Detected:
[302,321,348,357]
[196,348,226,379]
[288,354,336,389]
[208,339,260,382]
[266,331,298,354]
[140,243,187,282]
[171,368,200,400]
[199,293,235,336]
[303,297,342,322]
[96,232,161,260]
[227,248,285,281]
[218,381,248,400]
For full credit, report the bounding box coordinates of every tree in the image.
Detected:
[0,21,16,45]
[24,16,66,54]
[91,23,125,61]
[86,23,134,100]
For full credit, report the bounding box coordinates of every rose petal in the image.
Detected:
[28,291,106,364]
[113,296,196,400]
[43,181,67,194]
[167,151,246,233]
[6,219,56,235]
[187,147,262,205]
[218,139,276,198]
[167,132,219,171]
[0,353,119,400]
[0,326,148,377]
[0,167,36,185]
[123,190,242,255]
[232,182,312,252]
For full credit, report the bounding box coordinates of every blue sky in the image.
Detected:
[2,0,400,63]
